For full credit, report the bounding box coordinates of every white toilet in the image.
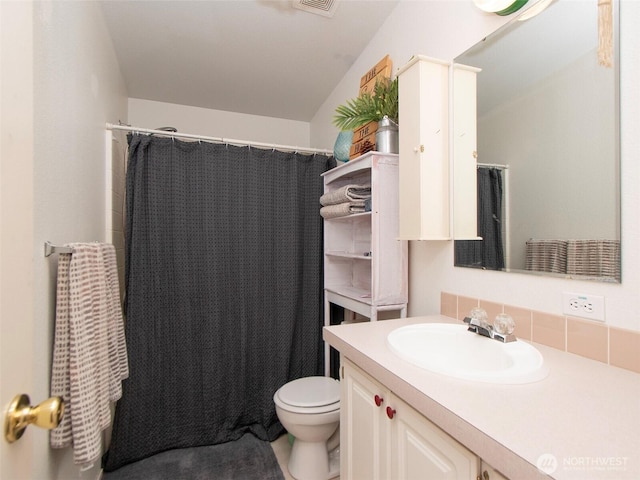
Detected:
[273,376,340,480]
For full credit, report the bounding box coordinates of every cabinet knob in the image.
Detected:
[413,145,425,153]
[386,406,396,419]
[374,394,384,407]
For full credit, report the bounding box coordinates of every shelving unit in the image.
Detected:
[322,151,408,374]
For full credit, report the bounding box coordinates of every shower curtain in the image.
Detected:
[103,134,335,471]
[455,167,505,270]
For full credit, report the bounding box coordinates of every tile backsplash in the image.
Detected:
[441,292,640,374]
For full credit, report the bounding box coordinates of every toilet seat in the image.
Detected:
[274,376,340,415]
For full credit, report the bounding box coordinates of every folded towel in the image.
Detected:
[320,184,371,206]
[320,201,366,219]
[525,238,620,280]
[50,243,129,468]
[567,239,620,280]
[525,239,567,274]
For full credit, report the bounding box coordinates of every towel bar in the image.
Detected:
[44,241,74,257]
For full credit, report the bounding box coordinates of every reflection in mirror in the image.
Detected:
[454,0,620,282]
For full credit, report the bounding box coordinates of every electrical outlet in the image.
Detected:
[562,292,605,322]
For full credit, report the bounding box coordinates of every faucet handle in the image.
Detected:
[494,313,515,335]
[469,307,489,329]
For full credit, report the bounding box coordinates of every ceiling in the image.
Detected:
[99,0,399,122]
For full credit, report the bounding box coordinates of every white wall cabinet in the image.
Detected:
[341,358,479,480]
[453,63,481,240]
[397,55,451,240]
[322,152,408,371]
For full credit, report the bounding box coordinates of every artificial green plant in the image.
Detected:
[332,77,399,131]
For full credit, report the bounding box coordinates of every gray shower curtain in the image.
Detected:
[103,134,334,471]
[454,167,505,270]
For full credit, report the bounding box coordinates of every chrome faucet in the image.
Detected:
[463,309,517,343]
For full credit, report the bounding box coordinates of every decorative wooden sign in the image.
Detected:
[349,55,392,159]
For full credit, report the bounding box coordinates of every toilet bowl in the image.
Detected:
[273,376,340,480]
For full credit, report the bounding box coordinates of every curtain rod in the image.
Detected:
[106,123,333,156]
[477,162,509,170]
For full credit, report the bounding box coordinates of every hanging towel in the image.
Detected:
[320,184,371,206]
[50,243,129,469]
[320,201,367,219]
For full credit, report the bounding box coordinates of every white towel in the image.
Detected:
[320,201,366,219]
[50,243,129,468]
[320,184,371,206]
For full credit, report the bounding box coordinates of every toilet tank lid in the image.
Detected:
[277,376,340,408]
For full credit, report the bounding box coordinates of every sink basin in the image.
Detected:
[387,323,548,384]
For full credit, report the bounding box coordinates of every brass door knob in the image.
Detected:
[4,394,64,443]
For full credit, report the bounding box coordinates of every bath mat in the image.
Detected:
[102,433,284,480]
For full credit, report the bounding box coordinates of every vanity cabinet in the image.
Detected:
[322,152,408,373]
[341,358,479,480]
[397,55,451,240]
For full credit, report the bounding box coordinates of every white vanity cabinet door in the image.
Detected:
[391,394,479,480]
[341,359,391,480]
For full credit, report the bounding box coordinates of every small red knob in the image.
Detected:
[386,406,396,419]
[374,395,383,407]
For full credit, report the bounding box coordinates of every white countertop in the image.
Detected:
[323,315,640,480]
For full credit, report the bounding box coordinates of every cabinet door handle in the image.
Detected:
[374,394,383,407]
[386,406,396,419]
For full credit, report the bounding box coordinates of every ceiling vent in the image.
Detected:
[292,0,340,18]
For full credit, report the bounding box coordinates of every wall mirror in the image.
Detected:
[453,0,620,283]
